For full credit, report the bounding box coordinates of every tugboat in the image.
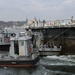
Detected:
[0,32,39,67]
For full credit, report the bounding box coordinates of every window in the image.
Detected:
[20,40,24,46]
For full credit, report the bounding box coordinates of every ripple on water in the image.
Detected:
[0,55,75,75]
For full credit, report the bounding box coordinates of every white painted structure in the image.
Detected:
[9,34,32,57]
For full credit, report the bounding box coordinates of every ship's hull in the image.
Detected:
[0,56,39,67]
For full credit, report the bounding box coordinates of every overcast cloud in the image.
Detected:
[0,0,75,21]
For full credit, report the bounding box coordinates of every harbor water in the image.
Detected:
[0,55,75,75]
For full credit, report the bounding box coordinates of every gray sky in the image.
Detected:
[0,0,75,21]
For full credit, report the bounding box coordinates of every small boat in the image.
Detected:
[0,32,39,67]
[0,32,10,51]
[31,32,61,56]
[39,42,62,56]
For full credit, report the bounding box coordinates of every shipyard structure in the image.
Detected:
[23,18,75,55]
